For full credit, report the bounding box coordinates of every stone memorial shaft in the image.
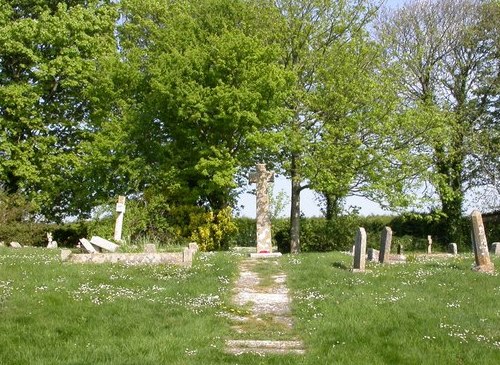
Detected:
[249,164,274,253]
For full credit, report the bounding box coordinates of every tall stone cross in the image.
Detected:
[249,164,274,253]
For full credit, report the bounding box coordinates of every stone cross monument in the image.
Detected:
[114,195,126,242]
[249,164,274,254]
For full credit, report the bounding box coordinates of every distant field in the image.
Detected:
[0,247,498,364]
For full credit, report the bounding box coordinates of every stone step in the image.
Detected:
[225,339,305,355]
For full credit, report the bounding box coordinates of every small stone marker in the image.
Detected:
[470,210,494,273]
[144,244,156,253]
[9,242,22,248]
[367,248,379,262]
[183,247,193,263]
[448,243,458,255]
[427,235,432,254]
[397,244,403,255]
[79,238,97,253]
[90,236,119,252]
[379,226,393,264]
[0,241,5,247]
[249,163,280,256]
[352,227,367,272]
[491,242,500,255]
[114,196,126,242]
[188,242,199,252]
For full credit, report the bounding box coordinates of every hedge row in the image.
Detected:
[1,213,498,252]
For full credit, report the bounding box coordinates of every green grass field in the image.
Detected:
[0,247,498,364]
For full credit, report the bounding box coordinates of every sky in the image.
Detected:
[236,0,411,218]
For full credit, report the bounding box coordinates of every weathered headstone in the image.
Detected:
[352,227,367,272]
[471,210,494,273]
[379,226,393,264]
[188,242,199,252]
[183,247,193,264]
[249,164,275,254]
[427,235,432,254]
[397,244,403,255]
[79,238,97,253]
[114,196,126,242]
[448,242,458,255]
[367,248,379,262]
[9,242,22,248]
[491,242,500,255]
[90,236,119,252]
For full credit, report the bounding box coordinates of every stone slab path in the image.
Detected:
[224,257,305,356]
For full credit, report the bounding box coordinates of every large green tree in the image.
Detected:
[376,0,499,243]
[0,0,119,220]
[118,0,292,211]
[270,0,388,252]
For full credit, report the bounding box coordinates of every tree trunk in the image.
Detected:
[325,194,343,221]
[290,153,301,253]
[436,138,465,244]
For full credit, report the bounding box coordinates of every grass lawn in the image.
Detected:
[0,247,499,364]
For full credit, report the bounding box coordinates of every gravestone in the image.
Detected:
[367,248,379,262]
[79,238,97,253]
[188,242,199,252]
[379,226,393,264]
[352,227,367,272]
[491,242,500,255]
[90,236,119,252]
[470,210,494,273]
[0,241,5,247]
[448,243,458,255]
[183,247,193,263]
[249,164,277,255]
[397,244,403,255]
[114,196,126,242]
[427,235,432,254]
[9,242,22,248]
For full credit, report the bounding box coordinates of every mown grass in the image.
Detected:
[284,252,500,364]
[0,247,499,364]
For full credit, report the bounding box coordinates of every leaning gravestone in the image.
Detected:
[379,226,393,264]
[352,227,367,272]
[79,238,97,253]
[90,236,119,252]
[9,242,22,248]
[471,210,494,273]
[249,164,281,258]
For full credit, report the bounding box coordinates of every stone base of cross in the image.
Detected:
[249,163,279,255]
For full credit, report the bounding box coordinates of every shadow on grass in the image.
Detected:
[332,261,350,270]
